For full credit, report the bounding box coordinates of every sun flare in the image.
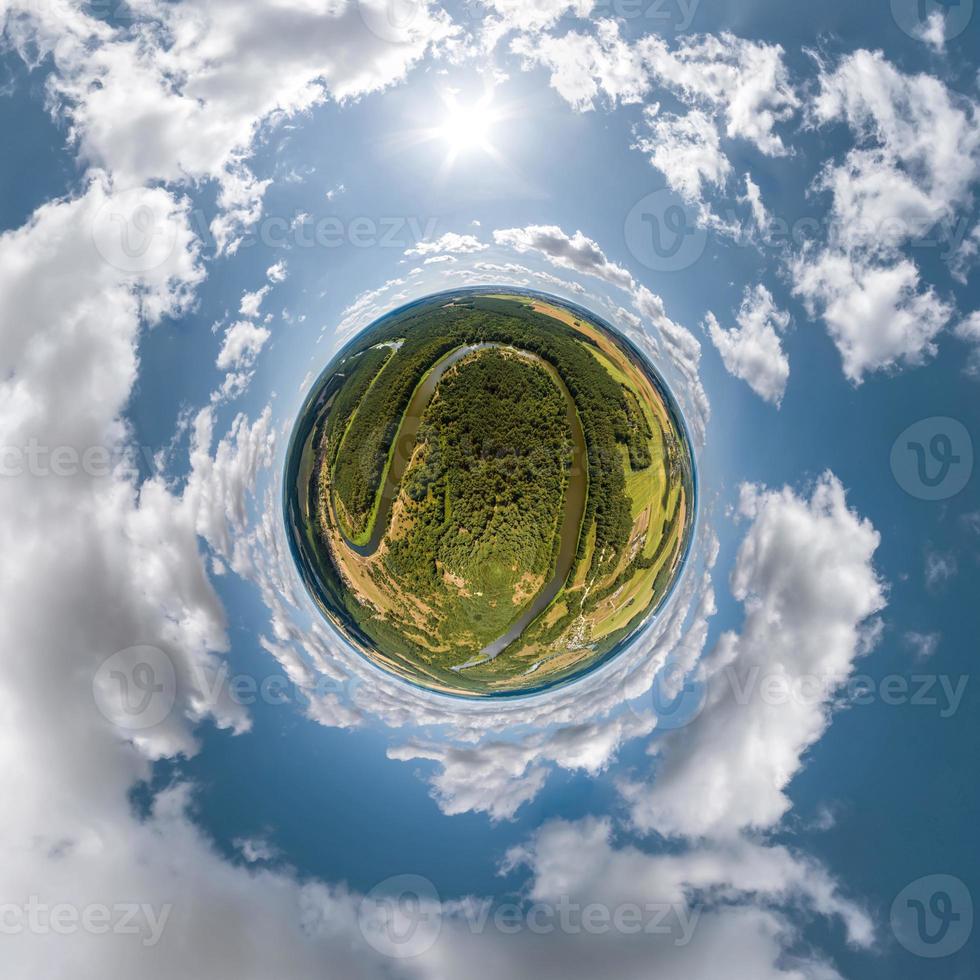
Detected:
[428,89,504,166]
[437,95,497,154]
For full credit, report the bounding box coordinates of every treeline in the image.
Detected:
[323,345,391,467]
[619,387,653,470]
[331,336,458,537]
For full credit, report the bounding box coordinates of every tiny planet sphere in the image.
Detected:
[284,288,696,697]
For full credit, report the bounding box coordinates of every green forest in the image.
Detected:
[327,296,649,576]
[382,350,572,647]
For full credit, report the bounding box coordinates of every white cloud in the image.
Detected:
[790,50,980,380]
[506,818,873,951]
[621,473,885,839]
[239,285,270,318]
[917,9,947,53]
[406,232,489,255]
[638,33,799,156]
[634,107,731,204]
[333,277,407,339]
[483,0,594,35]
[792,250,952,383]
[266,259,288,283]
[924,548,957,591]
[234,835,279,863]
[0,182,354,979]
[185,406,276,574]
[705,284,790,405]
[514,26,796,212]
[7,0,456,250]
[511,19,648,112]
[954,310,980,377]
[740,173,769,233]
[493,224,634,288]
[809,54,980,254]
[903,630,940,660]
[632,33,797,212]
[216,320,271,372]
[440,260,588,296]
[389,713,657,821]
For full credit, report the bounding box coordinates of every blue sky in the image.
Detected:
[0,0,978,977]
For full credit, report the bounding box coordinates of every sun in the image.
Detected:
[390,84,513,173]
[436,92,497,155]
[426,89,506,168]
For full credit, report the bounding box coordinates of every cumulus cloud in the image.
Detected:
[0,179,347,979]
[916,9,948,52]
[493,225,635,289]
[234,835,279,863]
[634,107,731,204]
[740,174,770,233]
[406,232,489,255]
[638,32,799,157]
[266,259,288,283]
[239,286,270,318]
[791,49,980,380]
[506,818,873,951]
[792,250,952,383]
[389,713,657,821]
[5,0,456,250]
[511,19,648,112]
[621,473,885,839]
[705,284,791,405]
[810,51,980,250]
[484,0,595,35]
[514,26,796,214]
[216,320,271,372]
[954,310,980,377]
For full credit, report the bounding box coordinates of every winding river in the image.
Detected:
[334,342,588,665]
